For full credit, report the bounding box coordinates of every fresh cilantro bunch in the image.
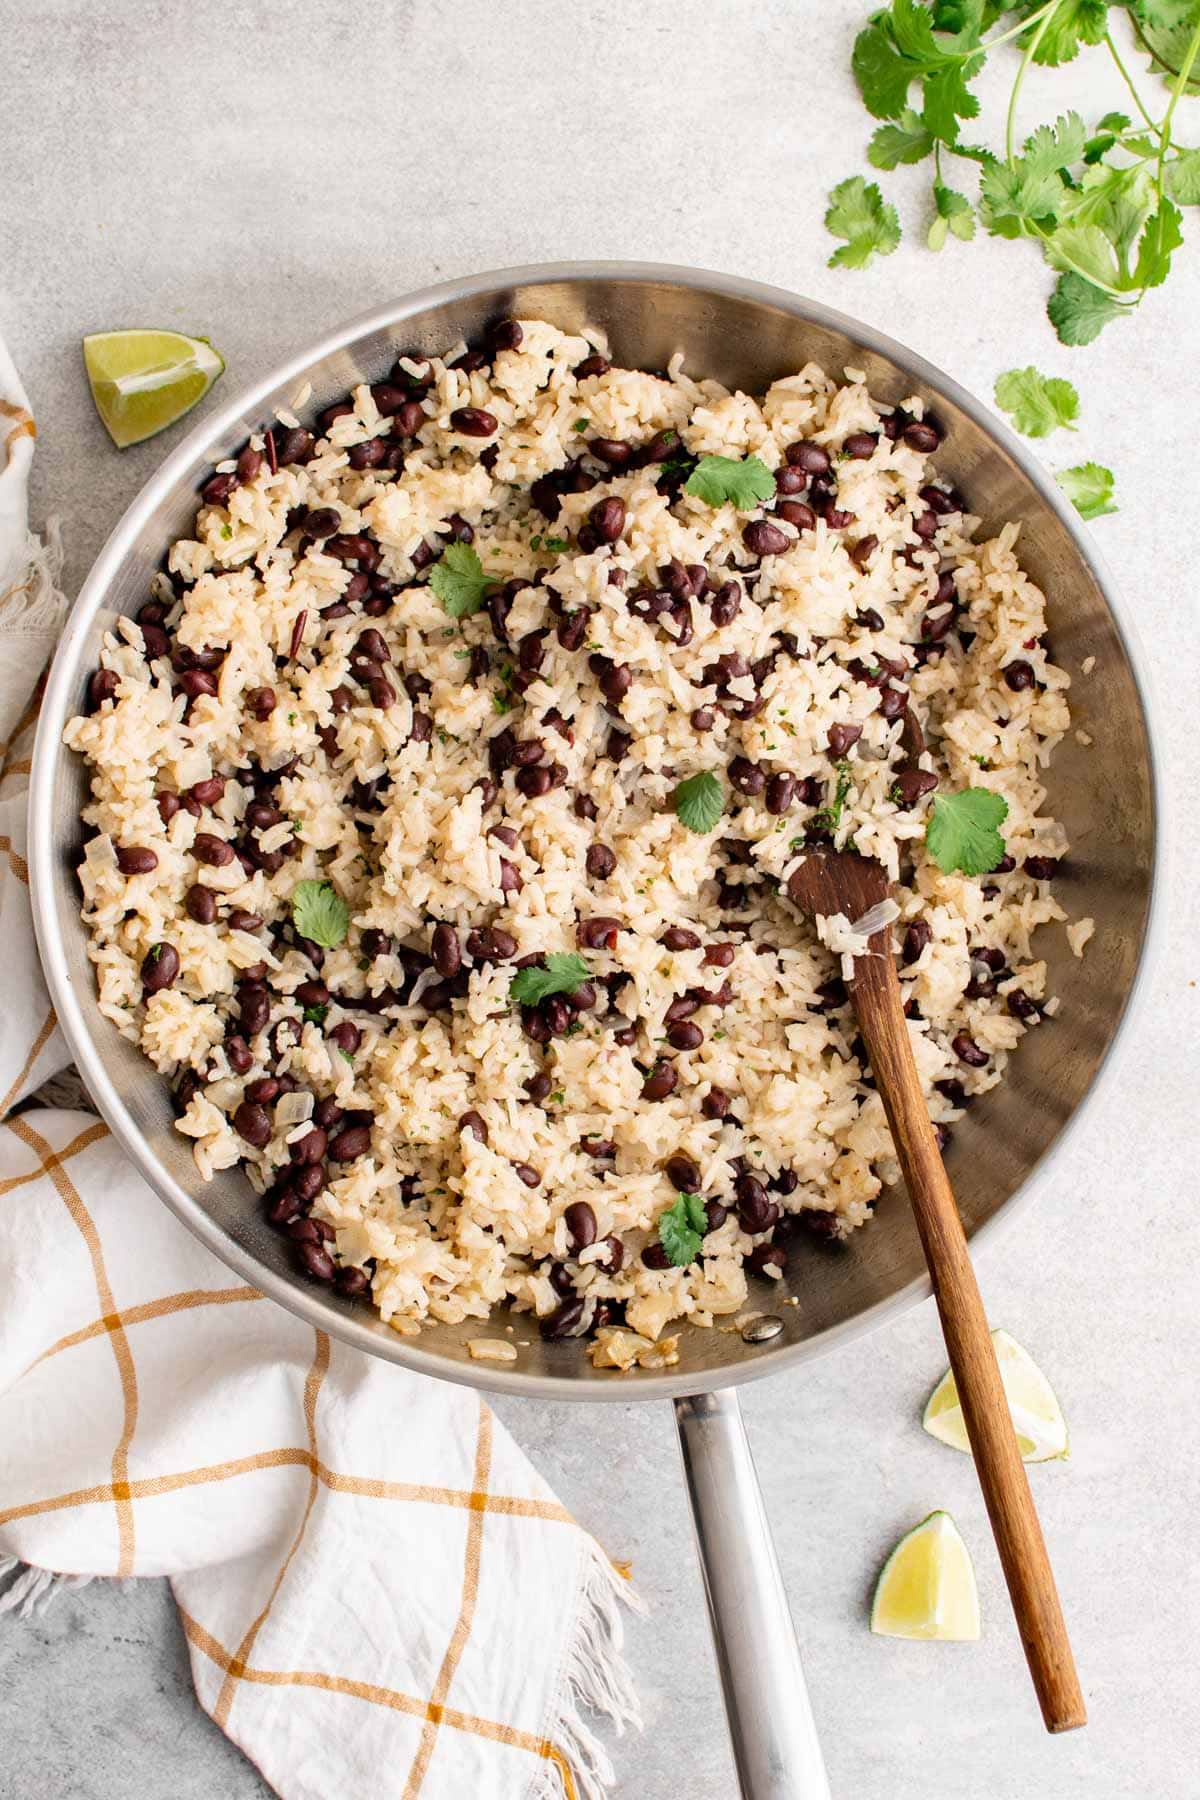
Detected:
[836,1,1200,343]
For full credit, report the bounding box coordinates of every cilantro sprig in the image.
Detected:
[671,770,725,835]
[658,1192,709,1267]
[825,176,903,268]
[509,953,591,1005]
[993,366,1079,436]
[291,880,350,948]
[684,455,776,509]
[835,2,1200,344]
[925,788,1009,877]
[1057,460,1120,517]
[429,542,498,618]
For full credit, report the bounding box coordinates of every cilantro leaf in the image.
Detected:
[1133,0,1200,29]
[920,62,981,144]
[429,542,498,619]
[825,177,902,270]
[979,113,1086,239]
[925,788,1009,876]
[302,1003,329,1026]
[684,455,776,510]
[1047,272,1127,345]
[1027,0,1109,66]
[928,182,975,248]
[1057,461,1118,520]
[290,880,350,948]
[508,952,591,1006]
[658,1192,707,1267]
[1166,149,1200,204]
[671,771,725,835]
[852,16,920,119]
[1133,197,1184,289]
[868,108,935,168]
[993,367,1080,437]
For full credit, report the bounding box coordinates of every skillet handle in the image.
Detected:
[674,1389,831,1800]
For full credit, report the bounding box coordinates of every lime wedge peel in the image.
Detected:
[83,329,225,448]
[871,1510,981,1642]
[923,1329,1069,1463]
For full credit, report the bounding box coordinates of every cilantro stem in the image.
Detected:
[1005,2,1056,166]
[1157,15,1200,192]
[1103,30,1159,135]
[975,0,1060,60]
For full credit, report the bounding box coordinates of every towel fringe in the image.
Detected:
[0,1554,93,1619]
[0,517,68,635]
[529,1538,645,1800]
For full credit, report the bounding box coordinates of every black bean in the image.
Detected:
[1003,660,1035,692]
[639,1237,683,1275]
[525,1072,552,1103]
[662,926,700,952]
[729,756,765,797]
[742,519,790,557]
[785,440,831,474]
[314,1097,344,1129]
[116,845,158,876]
[202,472,237,505]
[735,1175,773,1232]
[586,844,616,879]
[912,509,940,542]
[843,432,877,460]
[903,420,941,453]
[183,883,216,925]
[665,1154,700,1192]
[329,1020,361,1056]
[589,496,626,543]
[1007,988,1039,1021]
[765,773,795,815]
[642,1061,677,1100]
[776,500,817,534]
[225,1034,253,1074]
[564,1201,597,1249]
[542,996,572,1036]
[178,669,218,700]
[295,979,330,1009]
[499,858,522,894]
[141,942,179,993]
[466,925,517,962]
[952,1034,988,1068]
[827,722,862,757]
[665,995,699,1024]
[244,1075,279,1105]
[193,832,235,866]
[246,685,276,721]
[578,916,621,952]
[276,427,315,465]
[140,623,171,661]
[775,465,806,495]
[878,684,908,720]
[516,764,552,798]
[451,407,497,438]
[701,1087,731,1120]
[850,534,879,571]
[709,582,742,627]
[892,768,938,808]
[574,353,610,378]
[667,1021,703,1052]
[296,1241,336,1282]
[88,668,119,710]
[431,923,462,978]
[514,1162,541,1189]
[747,1243,787,1279]
[459,1109,489,1144]
[487,318,523,353]
[335,1265,370,1298]
[238,985,270,1035]
[540,1297,587,1340]
[245,800,282,831]
[329,1124,371,1161]
[902,920,932,965]
[233,1100,272,1148]
[574,794,598,821]
[1024,856,1060,881]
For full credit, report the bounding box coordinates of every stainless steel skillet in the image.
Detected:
[29,263,1160,1797]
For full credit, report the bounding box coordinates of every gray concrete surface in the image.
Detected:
[2,2,1198,1795]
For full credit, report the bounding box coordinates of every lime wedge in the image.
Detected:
[871,1511,980,1642]
[923,1329,1069,1463]
[83,329,225,448]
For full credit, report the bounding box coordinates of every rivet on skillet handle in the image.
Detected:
[674,1388,831,1800]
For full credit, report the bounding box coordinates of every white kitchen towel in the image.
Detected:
[0,345,639,1800]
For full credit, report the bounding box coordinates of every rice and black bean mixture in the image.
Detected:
[66,317,1088,1365]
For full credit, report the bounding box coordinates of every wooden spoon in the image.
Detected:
[788,848,1086,1734]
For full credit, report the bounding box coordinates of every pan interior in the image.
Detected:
[34,267,1156,1398]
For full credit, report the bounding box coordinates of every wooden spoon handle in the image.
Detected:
[853,945,1086,1733]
